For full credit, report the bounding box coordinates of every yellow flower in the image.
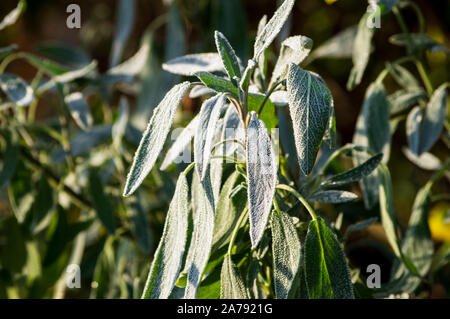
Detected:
[325,0,338,4]
[429,202,450,242]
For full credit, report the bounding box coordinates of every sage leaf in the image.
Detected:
[0,130,19,190]
[389,33,450,55]
[388,88,426,115]
[123,81,191,197]
[253,0,295,60]
[0,73,34,106]
[344,217,378,238]
[184,170,216,299]
[112,97,129,150]
[163,53,224,76]
[64,92,93,131]
[220,254,249,299]
[307,25,357,63]
[309,190,358,203]
[402,147,442,171]
[110,0,135,67]
[195,71,236,95]
[189,85,215,99]
[304,217,355,299]
[142,173,189,299]
[390,182,434,293]
[104,42,149,83]
[0,0,25,31]
[88,168,116,234]
[353,83,390,208]
[246,112,278,248]
[160,115,199,171]
[321,153,383,188]
[347,12,375,90]
[387,64,420,89]
[271,211,302,299]
[271,35,313,84]
[406,106,422,155]
[287,63,332,175]
[194,94,227,180]
[215,31,242,79]
[0,44,17,60]
[378,165,401,257]
[418,83,448,154]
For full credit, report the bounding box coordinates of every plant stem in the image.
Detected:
[276,184,317,221]
[228,207,248,255]
[257,79,284,116]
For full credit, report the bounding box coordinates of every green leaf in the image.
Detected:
[402,146,442,171]
[36,43,91,69]
[0,0,26,31]
[195,71,236,95]
[53,60,97,83]
[378,165,401,257]
[194,94,227,181]
[161,115,199,170]
[347,12,375,90]
[344,217,378,238]
[215,31,242,79]
[387,64,420,89]
[246,112,278,248]
[390,182,434,293]
[417,83,448,155]
[163,53,224,76]
[110,0,135,67]
[253,0,295,60]
[142,173,189,299]
[271,211,302,299]
[0,130,19,190]
[0,73,34,106]
[220,254,249,299]
[406,106,422,155]
[388,88,426,115]
[309,190,358,204]
[304,217,355,299]
[389,33,449,55]
[353,83,390,209]
[271,35,313,84]
[321,153,383,188]
[287,63,332,175]
[184,170,216,299]
[306,25,358,63]
[212,172,246,251]
[64,92,93,131]
[0,44,18,60]
[88,168,116,234]
[112,97,129,150]
[128,195,152,255]
[0,217,27,272]
[430,243,450,274]
[123,81,191,197]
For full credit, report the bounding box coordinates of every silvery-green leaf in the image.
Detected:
[406,106,422,155]
[271,211,301,299]
[53,60,97,83]
[220,254,249,299]
[347,12,375,90]
[110,0,135,67]
[402,146,442,171]
[212,172,246,251]
[387,64,420,89]
[112,97,129,150]
[163,53,224,76]
[210,118,224,204]
[253,0,295,60]
[270,90,288,107]
[160,115,199,171]
[124,81,191,197]
[287,63,332,175]
[246,112,278,248]
[418,83,448,155]
[142,172,189,299]
[194,94,227,181]
[195,71,236,95]
[323,101,337,149]
[104,42,150,83]
[64,92,93,131]
[389,33,450,55]
[189,85,215,99]
[219,105,245,158]
[430,243,450,274]
[309,190,358,203]
[215,31,242,79]
[271,35,313,84]
[378,165,401,257]
[344,217,378,237]
[0,73,33,106]
[36,43,91,69]
[390,182,434,293]
[306,25,358,63]
[388,88,426,115]
[254,15,268,89]
[0,0,25,31]
[88,168,116,234]
[353,83,390,209]
[0,44,17,60]
[304,217,355,299]
[321,153,383,188]
[184,170,216,299]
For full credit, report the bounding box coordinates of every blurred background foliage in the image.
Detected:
[0,0,449,298]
